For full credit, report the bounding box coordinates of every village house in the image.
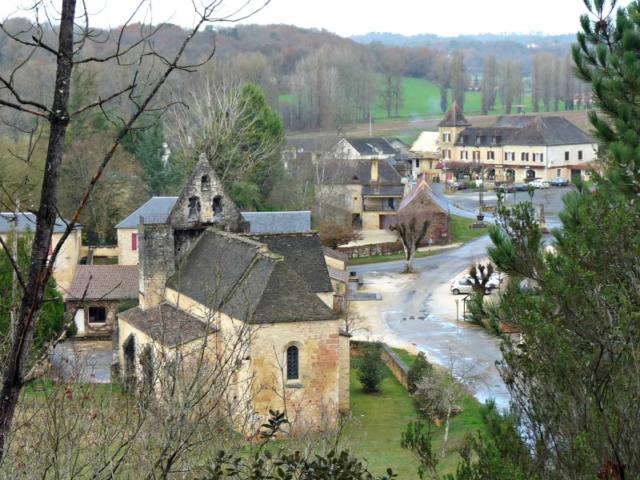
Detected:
[394,175,451,246]
[116,197,312,265]
[116,154,349,432]
[0,213,82,292]
[65,264,138,337]
[317,153,405,231]
[410,131,441,182]
[437,102,598,183]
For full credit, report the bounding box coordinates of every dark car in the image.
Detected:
[514,183,530,191]
[549,177,570,187]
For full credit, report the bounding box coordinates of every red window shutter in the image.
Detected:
[132,232,138,251]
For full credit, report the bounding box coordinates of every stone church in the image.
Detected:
[116,154,349,432]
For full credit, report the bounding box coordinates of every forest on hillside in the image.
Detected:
[0,18,593,243]
[0,19,591,135]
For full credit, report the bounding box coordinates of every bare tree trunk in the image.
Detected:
[10,200,19,326]
[0,0,76,460]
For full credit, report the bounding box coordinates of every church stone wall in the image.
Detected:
[249,320,343,432]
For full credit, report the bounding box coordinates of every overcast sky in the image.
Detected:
[0,0,633,37]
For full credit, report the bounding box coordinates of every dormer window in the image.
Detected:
[462,135,469,145]
[188,196,201,222]
[201,175,210,191]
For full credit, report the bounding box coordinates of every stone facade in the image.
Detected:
[117,153,348,433]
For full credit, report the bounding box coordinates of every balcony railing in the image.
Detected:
[363,205,398,212]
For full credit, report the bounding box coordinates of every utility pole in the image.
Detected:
[368,110,373,137]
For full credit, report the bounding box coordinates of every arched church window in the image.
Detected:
[201,175,210,191]
[188,196,201,222]
[286,345,299,380]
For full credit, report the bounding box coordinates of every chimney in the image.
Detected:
[371,158,380,184]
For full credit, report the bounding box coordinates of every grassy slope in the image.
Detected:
[449,215,488,243]
[346,353,488,477]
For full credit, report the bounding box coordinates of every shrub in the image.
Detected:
[356,342,385,393]
[407,352,433,394]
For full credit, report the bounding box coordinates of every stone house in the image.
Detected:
[410,131,441,182]
[437,102,598,183]
[393,176,450,246]
[65,264,138,337]
[0,213,82,292]
[116,154,349,433]
[316,157,405,231]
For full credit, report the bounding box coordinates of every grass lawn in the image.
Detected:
[347,245,458,267]
[449,215,489,243]
[347,215,487,266]
[346,354,488,477]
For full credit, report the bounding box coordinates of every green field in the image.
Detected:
[346,351,488,477]
[371,75,543,121]
[280,75,577,127]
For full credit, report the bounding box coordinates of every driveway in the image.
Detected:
[50,340,113,383]
[350,236,511,409]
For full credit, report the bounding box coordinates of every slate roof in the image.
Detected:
[324,159,403,186]
[119,303,217,347]
[362,185,406,197]
[438,102,471,127]
[455,116,596,147]
[0,213,74,234]
[343,137,397,156]
[454,127,518,147]
[327,266,348,284]
[115,197,178,229]
[167,230,336,324]
[323,247,348,263]
[411,131,440,153]
[240,211,311,234]
[249,233,334,294]
[117,197,311,234]
[66,265,138,301]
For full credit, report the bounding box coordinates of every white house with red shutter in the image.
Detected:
[115,197,178,265]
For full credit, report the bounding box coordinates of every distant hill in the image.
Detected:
[351,32,576,47]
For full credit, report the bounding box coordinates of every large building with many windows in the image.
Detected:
[438,103,598,183]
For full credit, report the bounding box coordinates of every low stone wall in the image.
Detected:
[338,241,403,259]
[351,340,410,391]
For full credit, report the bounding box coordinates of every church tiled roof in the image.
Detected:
[166,229,336,324]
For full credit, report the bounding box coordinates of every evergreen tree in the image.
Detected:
[461,2,640,478]
[0,234,64,356]
[123,121,180,196]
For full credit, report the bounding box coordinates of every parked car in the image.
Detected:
[529,179,550,189]
[514,183,530,191]
[450,277,491,295]
[549,177,570,187]
[495,184,515,193]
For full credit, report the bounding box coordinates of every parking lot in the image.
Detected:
[442,184,574,225]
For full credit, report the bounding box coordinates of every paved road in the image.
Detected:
[51,340,113,383]
[351,235,511,409]
[350,185,577,408]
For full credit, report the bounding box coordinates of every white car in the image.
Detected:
[529,179,550,189]
[450,277,491,295]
